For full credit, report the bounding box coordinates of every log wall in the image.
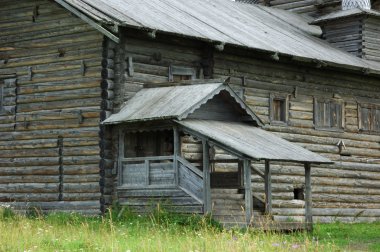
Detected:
[0,0,103,214]
[111,31,380,222]
[320,16,363,58]
[213,48,380,223]
[362,16,380,62]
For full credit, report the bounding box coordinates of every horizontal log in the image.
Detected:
[0,183,58,193]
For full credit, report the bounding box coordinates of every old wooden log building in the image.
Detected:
[1,0,380,228]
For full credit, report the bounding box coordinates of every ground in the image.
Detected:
[0,207,379,252]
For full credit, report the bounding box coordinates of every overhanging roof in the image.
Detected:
[177,119,332,164]
[57,0,380,74]
[102,82,263,125]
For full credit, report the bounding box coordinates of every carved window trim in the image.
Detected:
[168,65,196,82]
[358,103,380,134]
[313,97,345,132]
[269,93,289,126]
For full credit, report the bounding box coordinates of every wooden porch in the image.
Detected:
[116,125,315,231]
[102,82,332,231]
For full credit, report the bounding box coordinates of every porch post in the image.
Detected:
[304,163,313,232]
[244,159,252,225]
[173,126,180,186]
[264,160,272,215]
[202,140,211,214]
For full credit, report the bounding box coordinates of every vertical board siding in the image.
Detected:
[0,0,103,213]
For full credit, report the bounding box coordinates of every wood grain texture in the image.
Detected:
[0,0,103,212]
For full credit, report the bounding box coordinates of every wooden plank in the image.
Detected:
[244,159,252,224]
[264,160,272,215]
[177,156,203,177]
[145,160,149,186]
[203,140,211,214]
[173,126,179,186]
[121,156,174,162]
[304,163,313,232]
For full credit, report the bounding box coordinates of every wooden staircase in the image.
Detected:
[211,188,269,228]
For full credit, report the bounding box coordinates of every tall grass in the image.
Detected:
[0,205,359,252]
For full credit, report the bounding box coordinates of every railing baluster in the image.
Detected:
[145,159,150,186]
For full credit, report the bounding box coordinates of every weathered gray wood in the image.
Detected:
[264,160,272,215]
[305,163,313,232]
[202,140,211,214]
[244,159,252,224]
[178,164,203,203]
[173,126,179,186]
[177,156,203,177]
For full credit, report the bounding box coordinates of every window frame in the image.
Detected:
[358,103,380,134]
[168,65,196,82]
[269,93,289,126]
[313,97,345,132]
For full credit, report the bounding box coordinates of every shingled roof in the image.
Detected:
[57,0,380,75]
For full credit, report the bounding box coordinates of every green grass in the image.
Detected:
[0,206,379,252]
[315,221,380,251]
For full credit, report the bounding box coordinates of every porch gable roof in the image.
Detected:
[102,82,263,126]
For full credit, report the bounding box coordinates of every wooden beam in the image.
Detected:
[54,0,120,43]
[264,160,272,215]
[173,126,180,186]
[202,140,211,214]
[244,159,252,225]
[304,163,313,232]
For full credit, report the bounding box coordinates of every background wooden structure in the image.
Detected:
[1,0,380,225]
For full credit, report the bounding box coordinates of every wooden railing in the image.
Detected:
[177,156,204,203]
[119,156,175,188]
[119,155,204,204]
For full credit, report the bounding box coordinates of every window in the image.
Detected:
[314,98,344,131]
[169,65,196,82]
[358,104,380,133]
[269,93,289,125]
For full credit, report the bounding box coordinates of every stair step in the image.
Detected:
[211,193,244,200]
[211,204,244,211]
[211,188,239,194]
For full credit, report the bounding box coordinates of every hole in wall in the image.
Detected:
[293,187,305,200]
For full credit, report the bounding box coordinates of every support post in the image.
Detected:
[264,160,272,215]
[238,161,243,188]
[244,159,252,225]
[202,140,211,214]
[173,127,180,186]
[304,163,313,232]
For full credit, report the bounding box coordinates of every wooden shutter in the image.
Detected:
[330,103,342,128]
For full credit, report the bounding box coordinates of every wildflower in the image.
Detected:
[272,243,280,247]
[292,244,300,249]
